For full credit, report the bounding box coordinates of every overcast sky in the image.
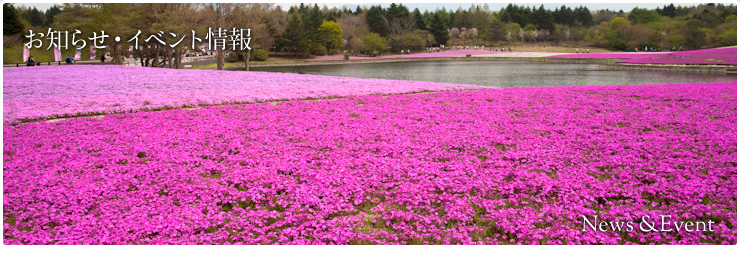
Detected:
[13,2,719,13]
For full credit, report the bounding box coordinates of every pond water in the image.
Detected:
[251,60,736,87]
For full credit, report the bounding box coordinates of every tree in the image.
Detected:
[27,7,44,27]
[365,5,388,36]
[554,5,575,26]
[337,12,369,41]
[385,14,415,51]
[349,36,363,55]
[685,19,708,49]
[413,8,426,30]
[318,20,343,54]
[3,4,24,36]
[361,32,388,53]
[657,4,677,18]
[429,13,448,46]
[400,30,427,50]
[609,17,626,31]
[719,28,737,46]
[235,4,277,71]
[44,5,62,27]
[80,4,140,65]
[303,4,324,54]
[628,8,661,24]
[203,3,240,69]
[283,13,309,57]
[487,18,506,42]
[529,5,555,37]
[574,6,593,26]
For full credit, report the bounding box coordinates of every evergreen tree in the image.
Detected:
[387,3,409,20]
[413,8,426,30]
[429,13,448,46]
[27,7,44,27]
[283,14,309,57]
[365,5,388,36]
[553,5,575,26]
[534,5,555,33]
[487,18,506,42]
[301,4,324,52]
[574,6,593,26]
[45,5,62,27]
[3,3,24,36]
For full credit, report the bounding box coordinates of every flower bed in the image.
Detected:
[550,47,737,65]
[4,82,736,245]
[307,50,507,61]
[2,65,487,123]
[618,47,737,65]
[548,52,668,59]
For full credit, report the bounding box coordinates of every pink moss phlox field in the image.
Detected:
[4,82,736,245]
[550,47,737,65]
[548,52,669,59]
[2,65,488,123]
[308,50,507,61]
[618,47,737,65]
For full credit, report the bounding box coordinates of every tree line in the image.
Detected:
[4,3,737,68]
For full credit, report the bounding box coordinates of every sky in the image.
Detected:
[12,1,725,13]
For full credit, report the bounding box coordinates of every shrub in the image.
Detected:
[310,45,327,56]
[249,50,269,61]
[226,52,240,63]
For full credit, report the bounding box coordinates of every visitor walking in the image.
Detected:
[26,56,36,66]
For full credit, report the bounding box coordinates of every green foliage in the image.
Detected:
[400,31,426,50]
[609,17,626,31]
[318,20,343,54]
[413,8,427,30]
[24,7,44,27]
[664,33,686,48]
[3,3,25,36]
[310,44,327,56]
[282,14,310,58]
[532,5,556,33]
[226,52,240,63]
[361,32,388,53]
[2,43,81,64]
[628,8,661,24]
[44,5,62,27]
[487,18,506,42]
[249,50,268,61]
[607,31,627,51]
[365,5,388,36]
[573,6,593,26]
[724,15,737,24]
[429,13,449,46]
[719,28,737,46]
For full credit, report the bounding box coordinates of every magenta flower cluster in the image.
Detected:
[618,47,737,65]
[2,66,487,123]
[308,50,506,61]
[548,52,669,59]
[550,47,737,65]
[4,82,736,245]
